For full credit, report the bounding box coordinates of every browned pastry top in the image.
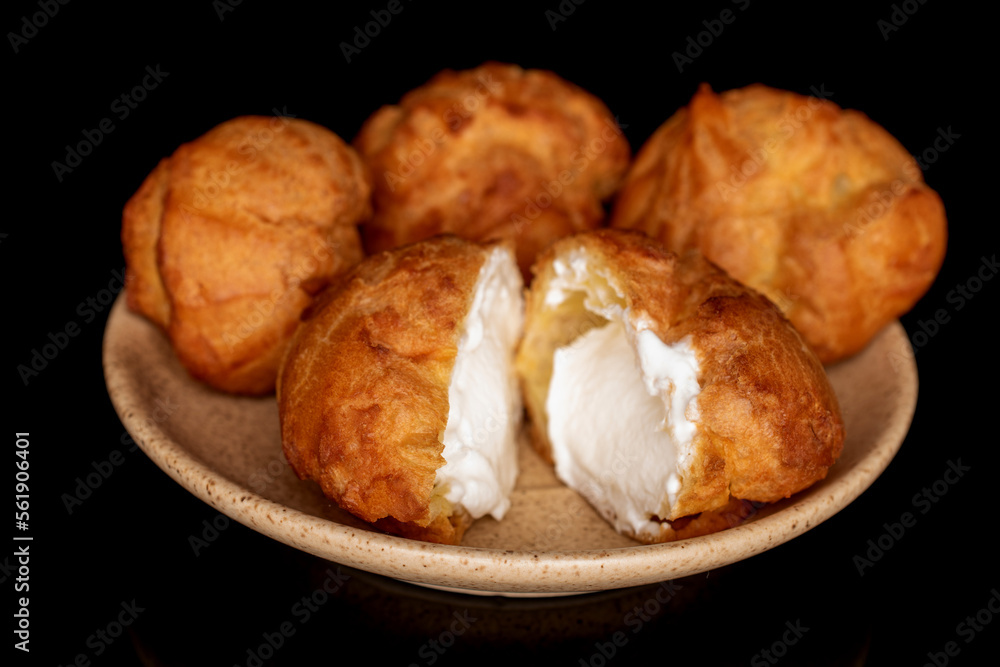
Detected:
[611,84,947,363]
[122,116,370,394]
[355,62,630,278]
[278,236,510,545]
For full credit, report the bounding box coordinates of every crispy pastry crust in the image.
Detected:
[122,116,370,394]
[354,62,630,278]
[278,236,508,545]
[611,84,947,363]
[516,229,844,543]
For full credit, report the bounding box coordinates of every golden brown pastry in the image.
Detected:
[611,84,947,363]
[122,116,370,394]
[515,229,844,544]
[278,236,524,545]
[354,62,630,279]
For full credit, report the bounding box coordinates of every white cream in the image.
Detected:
[635,328,701,475]
[543,253,702,538]
[545,250,624,316]
[437,247,524,521]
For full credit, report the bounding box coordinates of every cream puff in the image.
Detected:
[611,84,947,363]
[122,116,371,394]
[515,229,844,543]
[278,236,524,544]
[354,62,630,279]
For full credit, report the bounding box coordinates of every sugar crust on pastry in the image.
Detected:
[122,116,370,394]
[610,84,947,363]
[515,229,844,543]
[354,62,631,278]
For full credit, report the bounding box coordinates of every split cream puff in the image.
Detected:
[354,62,631,279]
[122,116,371,394]
[611,84,947,363]
[515,229,844,543]
[278,236,524,545]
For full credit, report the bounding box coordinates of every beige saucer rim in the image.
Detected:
[103,294,916,595]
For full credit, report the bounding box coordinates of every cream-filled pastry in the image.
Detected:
[516,229,844,543]
[278,236,523,544]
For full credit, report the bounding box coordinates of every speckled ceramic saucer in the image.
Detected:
[103,293,917,596]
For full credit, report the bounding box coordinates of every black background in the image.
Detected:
[6,1,995,665]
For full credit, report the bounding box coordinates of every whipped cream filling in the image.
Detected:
[544,251,702,537]
[437,247,524,521]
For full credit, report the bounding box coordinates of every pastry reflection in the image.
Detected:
[129,543,870,666]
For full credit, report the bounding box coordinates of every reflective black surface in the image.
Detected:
[8,2,994,665]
